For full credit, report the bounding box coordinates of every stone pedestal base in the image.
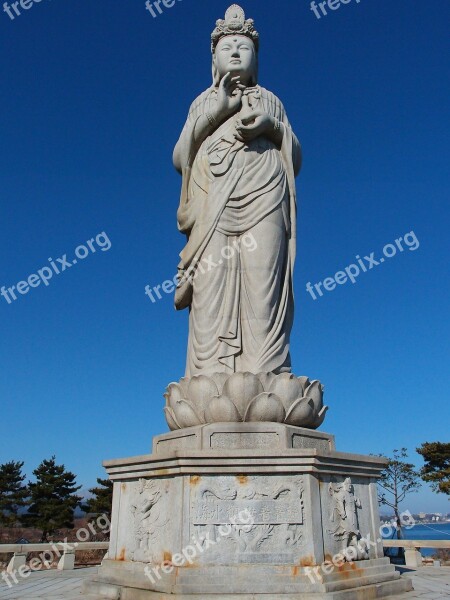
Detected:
[84,424,413,599]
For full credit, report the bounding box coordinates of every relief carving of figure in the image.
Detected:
[131,479,168,562]
[328,478,369,560]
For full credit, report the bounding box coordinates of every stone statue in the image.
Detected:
[86,7,413,599]
[174,4,300,377]
[165,5,327,431]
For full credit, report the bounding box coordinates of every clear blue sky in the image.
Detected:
[0,0,448,513]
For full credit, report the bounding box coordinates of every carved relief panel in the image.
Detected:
[130,478,172,562]
[189,475,305,564]
[323,477,372,561]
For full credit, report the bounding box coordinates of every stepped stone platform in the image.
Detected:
[0,566,448,599]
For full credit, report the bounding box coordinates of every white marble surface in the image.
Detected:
[172,5,301,379]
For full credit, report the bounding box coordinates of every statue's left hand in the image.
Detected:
[234,111,274,143]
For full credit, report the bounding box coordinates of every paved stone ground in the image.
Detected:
[0,566,448,599]
[391,566,450,599]
[0,567,99,600]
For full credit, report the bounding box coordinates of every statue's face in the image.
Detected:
[214,35,256,84]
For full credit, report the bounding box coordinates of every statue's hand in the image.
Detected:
[234,111,274,144]
[215,72,245,120]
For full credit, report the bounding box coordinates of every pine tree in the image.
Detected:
[417,442,450,495]
[25,456,82,542]
[378,448,421,540]
[0,461,29,527]
[82,478,113,522]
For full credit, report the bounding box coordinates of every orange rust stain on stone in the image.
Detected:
[190,475,201,485]
[118,548,126,561]
[299,556,315,567]
[292,566,300,576]
[352,565,364,578]
[335,562,364,580]
[121,483,126,492]
[163,551,172,564]
[338,569,354,580]
[183,560,199,568]
[236,475,248,484]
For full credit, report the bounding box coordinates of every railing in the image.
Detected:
[0,542,109,573]
[383,539,450,568]
[2,540,449,573]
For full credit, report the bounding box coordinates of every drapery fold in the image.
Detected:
[175,86,300,377]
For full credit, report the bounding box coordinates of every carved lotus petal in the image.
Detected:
[258,372,277,390]
[172,399,202,429]
[297,376,310,395]
[285,397,315,427]
[164,382,186,411]
[178,377,190,398]
[187,376,219,422]
[204,395,242,423]
[244,393,286,423]
[310,405,329,429]
[222,372,263,418]
[209,373,229,394]
[304,380,324,413]
[164,407,181,431]
[164,373,327,430]
[268,373,303,411]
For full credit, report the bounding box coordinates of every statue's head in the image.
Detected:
[343,478,353,492]
[211,5,259,87]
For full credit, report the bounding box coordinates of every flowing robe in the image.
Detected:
[176,86,301,377]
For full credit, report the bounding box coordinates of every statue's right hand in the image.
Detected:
[215,72,245,119]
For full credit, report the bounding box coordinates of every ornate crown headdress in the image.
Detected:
[211,4,259,53]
